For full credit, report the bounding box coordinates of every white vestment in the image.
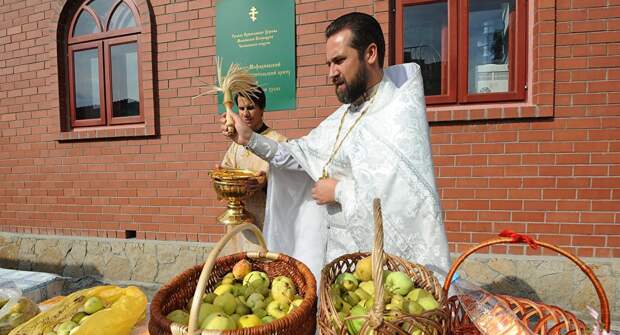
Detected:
[255,63,450,280]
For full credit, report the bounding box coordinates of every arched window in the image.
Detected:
[67,0,143,128]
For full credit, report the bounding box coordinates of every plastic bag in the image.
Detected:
[9,285,146,335]
[0,282,39,335]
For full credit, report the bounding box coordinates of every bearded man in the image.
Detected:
[222,12,450,280]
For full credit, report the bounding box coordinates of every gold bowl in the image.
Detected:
[209,168,262,225]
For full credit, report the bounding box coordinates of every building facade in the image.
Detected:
[0,0,619,319]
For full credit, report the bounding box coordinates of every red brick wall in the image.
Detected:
[0,0,618,256]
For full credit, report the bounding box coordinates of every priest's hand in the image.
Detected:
[312,178,338,205]
[221,111,253,145]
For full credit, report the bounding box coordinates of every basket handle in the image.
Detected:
[442,230,610,332]
[183,223,269,335]
[368,199,387,330]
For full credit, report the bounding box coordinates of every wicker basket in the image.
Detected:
[149,223,317,335]
[444,230,611,335]
[318,199,449,335]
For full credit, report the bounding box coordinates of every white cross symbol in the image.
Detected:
[249,6,258,22]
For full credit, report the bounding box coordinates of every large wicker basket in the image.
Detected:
[444,230,611,335]
[318,199,449,335]
[149,223,317,335]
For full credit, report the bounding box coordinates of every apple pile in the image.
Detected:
[166,259,303,331]
[45,296,106,335]
[328,256,440,335]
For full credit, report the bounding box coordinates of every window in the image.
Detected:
[67,0,143,128]
[395,0,527,105]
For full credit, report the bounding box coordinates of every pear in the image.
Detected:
[384,271,413,295]
[417,293,439,311]
[405,300,424,315]
[166,309,189,325]
[354,257,372,281]
[359,281,374,297]
[345,304,368,335]
[336,273,359,291]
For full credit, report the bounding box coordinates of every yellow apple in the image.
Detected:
[237,314,262,328]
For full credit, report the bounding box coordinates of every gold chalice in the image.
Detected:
[209,168,263,225]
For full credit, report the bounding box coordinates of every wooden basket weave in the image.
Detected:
[149,223,317,335]
[444,231,611,335]
[318,199,449,335]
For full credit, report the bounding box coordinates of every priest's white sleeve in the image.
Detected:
[246,132,304,171]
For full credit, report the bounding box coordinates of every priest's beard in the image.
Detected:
[335,64,369,104]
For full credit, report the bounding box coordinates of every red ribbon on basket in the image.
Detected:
[499,229,539,249]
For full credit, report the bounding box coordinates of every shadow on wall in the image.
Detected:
[0,257,106,295]
[482,275,542,302]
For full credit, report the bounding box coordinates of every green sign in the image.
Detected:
[216,0,296,111]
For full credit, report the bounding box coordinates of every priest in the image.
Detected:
[221,12,450,280]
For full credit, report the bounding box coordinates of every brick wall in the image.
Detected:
[0,0,618,256]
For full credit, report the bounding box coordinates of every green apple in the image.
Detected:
[384,271,413,296]
[336,273,359,291]
[71,312,88,324]
[166,309,189,325]
[358,298,374,311]
[252,307,267,318]
[266,300,289,319]
[235,302,251,315]
[200,312,236,330]
[213,292,237,315]
[354,257,372,281]
[198,303,223,324]
[203,292,217,304]
[261,315,276,324]
[232,284,247,297]
[287,298,303,313]
[242,271,270,290]
[271,276,296,293]
[238,314,262,328]
[230,313,240,324]
[78,315,91,325]
[83,296,104,314]
[271,280,296,304]
[245,292,266,310]
[56,320,78,335]
[214,283,234,296]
